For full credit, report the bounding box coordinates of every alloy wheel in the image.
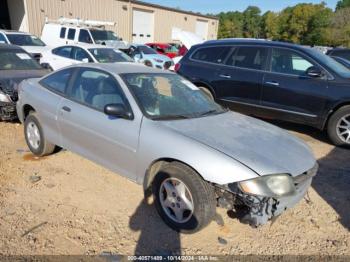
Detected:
[26,121,41,149]
[336,114,350,144]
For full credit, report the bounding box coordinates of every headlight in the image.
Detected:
[0,91,11,103]
[237,174,296,197]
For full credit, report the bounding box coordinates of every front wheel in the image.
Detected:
[327,106,350,147]
[152,162,216,233]
[24,112,56,156]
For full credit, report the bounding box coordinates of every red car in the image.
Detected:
[146,43,178,59]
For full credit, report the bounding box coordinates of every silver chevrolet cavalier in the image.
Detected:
[16,63,318,233]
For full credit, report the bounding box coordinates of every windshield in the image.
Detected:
[122,73,226,120]
[166,45,178,53]
[308,48,350,78]
[88,48,133,63]
[138,46,158,55]
[90,29,119,43]
[6,34,46,46]
[0,49,42,70]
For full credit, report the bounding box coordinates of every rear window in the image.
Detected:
[67,29,76,40]
[226,46,268,70]
[60,27,66,39]
[192,46,232,64]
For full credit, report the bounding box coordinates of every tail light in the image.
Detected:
[174,63,181,72]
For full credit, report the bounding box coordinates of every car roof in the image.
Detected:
[0,30,30,35]
[51,44,123,52]
[203,38,308,50]
[0,43,25,51]
[69,62,175,75]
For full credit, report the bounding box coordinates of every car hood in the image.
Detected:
[158,111,316,177]
[172,27,203,49]
[20,46,51,54]
[143,54,172,63]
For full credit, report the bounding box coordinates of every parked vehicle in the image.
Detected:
[177,39,350,146]
[0,30,50,61]
[17,63,318,233]
[331,56,350,69]
[326,48,350,62]
[126,44,173,70]
[146,43,178,59]
[41,18,128,50]
[0,44,48,121]
[40,44,133,71]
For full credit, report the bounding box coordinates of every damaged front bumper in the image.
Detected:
[0,101,17,121]
[217,163,318,227]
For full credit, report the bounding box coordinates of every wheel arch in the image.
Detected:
[323,101,350,130]
[22,104,36,121]
[143,158,205,199]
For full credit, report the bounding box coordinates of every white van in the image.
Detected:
[41,18,128,50]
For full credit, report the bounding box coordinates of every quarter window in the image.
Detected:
[192,46,232,64]
[60,27,66,39]
[70,69,126,112]
[67,29,76,40]
[40,69,72,94]
[226,46,268,70]
[271,48,314,76]
[0,33,8,43]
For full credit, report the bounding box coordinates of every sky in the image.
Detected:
[141,0,338,14]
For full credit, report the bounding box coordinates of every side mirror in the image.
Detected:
[104,103,133,119]
[306,66,323,78]
[82,58,89,63]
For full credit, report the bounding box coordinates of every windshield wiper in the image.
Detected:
[152,114,192,120]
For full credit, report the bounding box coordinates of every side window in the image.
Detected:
[52,46,73,58]
[67,29,76,40]
[271,48,314,76]
[60,27,66,39]
[192,46,232,64]
[70,69,126,112]
[0,33,8,43]
[331,50,350,61]
[40,69,72,94]
[226,46,268,70]
[78,29,92,43]
[71,47,92,62]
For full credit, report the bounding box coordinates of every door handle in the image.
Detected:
[219,74,231,79]
[265,81,280,86]
[62,106,71,112]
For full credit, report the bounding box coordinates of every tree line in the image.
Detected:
[216,0,350,47]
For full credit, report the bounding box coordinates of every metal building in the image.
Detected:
[1,0,219,43]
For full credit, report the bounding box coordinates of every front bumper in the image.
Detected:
[0,101,17,121]
[219,163,318,227]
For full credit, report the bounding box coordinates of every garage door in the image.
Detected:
[196,20,208,41]
[132,9,154,44]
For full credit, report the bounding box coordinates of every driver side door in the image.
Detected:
[261,48,329,126]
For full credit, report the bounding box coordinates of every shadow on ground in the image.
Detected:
[129,199,181,255]
[314,147,350,230]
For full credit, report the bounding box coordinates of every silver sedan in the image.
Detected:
[16,63,318,233]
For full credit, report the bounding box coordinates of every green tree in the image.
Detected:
[242,6,262,38]
[336,0,350,10]
[327,7,350,47]
[261,11,279,40]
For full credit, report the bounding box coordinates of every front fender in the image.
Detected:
[136,118,258,185]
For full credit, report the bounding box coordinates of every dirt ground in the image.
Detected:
[0,120,349,256]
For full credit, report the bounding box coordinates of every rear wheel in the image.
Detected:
[24,112,56,156]
[152,162,216,233]
[327,105,350,146]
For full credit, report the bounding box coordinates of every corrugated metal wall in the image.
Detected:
[25,0,218,42]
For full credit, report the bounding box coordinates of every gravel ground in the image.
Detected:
[0,120,349,255]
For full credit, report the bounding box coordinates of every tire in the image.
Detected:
[327,105,350,147]
[152,162,216,233]
[198,86,214,100]
[24,112,56,156]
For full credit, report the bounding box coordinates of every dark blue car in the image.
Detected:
[177,39,350,147]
